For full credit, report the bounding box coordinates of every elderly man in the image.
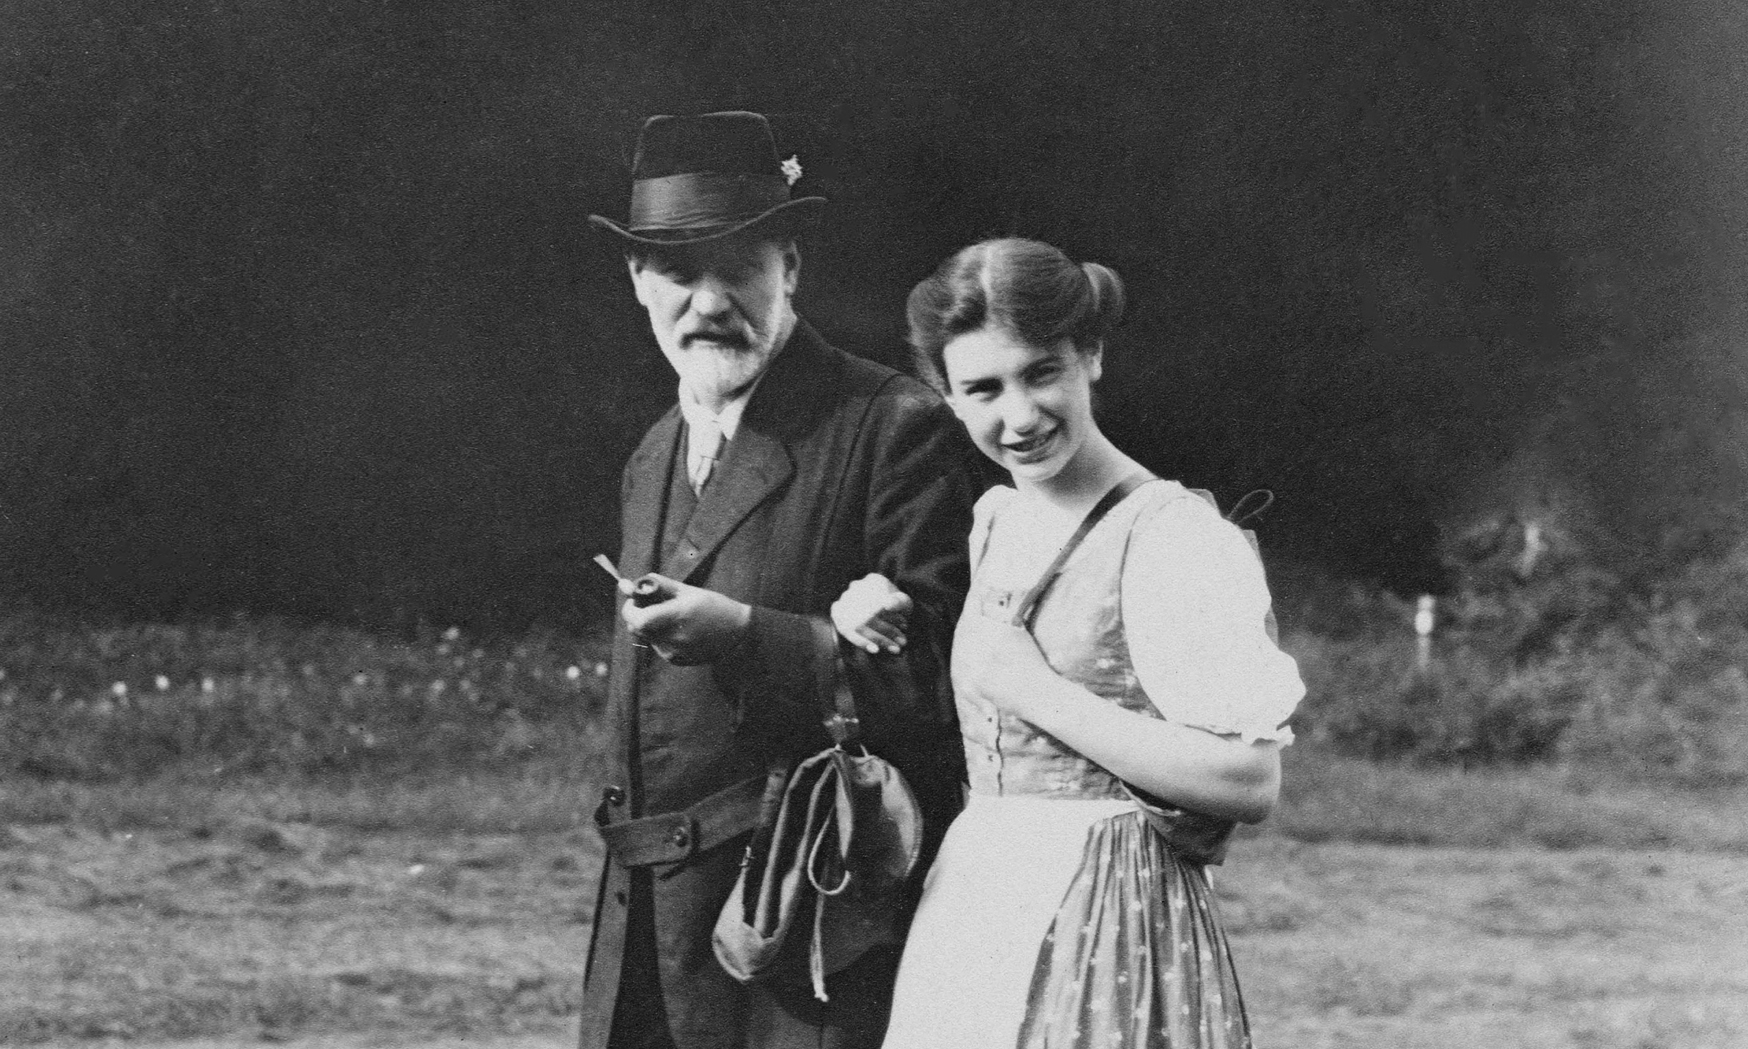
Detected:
[579,111,981,1049]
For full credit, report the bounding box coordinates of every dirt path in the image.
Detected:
[7,827,1745,1049]
[1225,840,1748,1049]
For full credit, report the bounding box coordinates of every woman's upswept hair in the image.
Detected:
[906,238,1126,393]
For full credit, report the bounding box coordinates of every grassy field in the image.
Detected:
[1,813,587,1046]
[1230,838,1748,1049]
[4,757,1746,1049]
[2,607,1745,1047]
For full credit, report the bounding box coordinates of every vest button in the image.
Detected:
[669,825,691,848]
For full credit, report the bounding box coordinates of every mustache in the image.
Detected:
[681,329,751,350]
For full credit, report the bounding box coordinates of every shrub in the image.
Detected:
[1286,634,1581,765]
[0,612,608,782]
[1283,543,1748,785]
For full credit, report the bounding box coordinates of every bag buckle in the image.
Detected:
[822,710,860,746]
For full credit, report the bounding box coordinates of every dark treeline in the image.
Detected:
[1,0,1743,630]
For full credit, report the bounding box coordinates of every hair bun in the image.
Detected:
[1080,261,1126,337]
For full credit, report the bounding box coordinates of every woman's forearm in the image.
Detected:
[1015,675,1282,823]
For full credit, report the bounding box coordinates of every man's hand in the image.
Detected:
[831,573,913,655]
[620,573,753,666]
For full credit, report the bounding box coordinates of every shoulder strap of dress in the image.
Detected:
[1011,471,1155,629]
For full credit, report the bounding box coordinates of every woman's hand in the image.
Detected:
[831,573,914,655]
[954,616,1063,720]
[960,614,1282,822]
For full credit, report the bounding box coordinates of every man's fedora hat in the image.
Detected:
[589,111,826,246]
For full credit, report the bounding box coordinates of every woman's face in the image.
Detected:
[941,326,1102,487]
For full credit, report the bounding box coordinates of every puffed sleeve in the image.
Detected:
[1120,489,1304,743]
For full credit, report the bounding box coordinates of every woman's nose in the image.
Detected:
[1000,393,1044,434]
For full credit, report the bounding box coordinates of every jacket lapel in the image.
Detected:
[620,408,682,579]
[666,323,841,587]
[668,422,793,586]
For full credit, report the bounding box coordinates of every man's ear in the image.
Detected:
[781,241,801,296]
[626,253,650,306]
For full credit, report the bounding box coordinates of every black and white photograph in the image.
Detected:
[2,2,1744,1047]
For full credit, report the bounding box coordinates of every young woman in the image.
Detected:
[832,239,1304,1049]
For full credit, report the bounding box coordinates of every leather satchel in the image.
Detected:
[712,653,924,1002]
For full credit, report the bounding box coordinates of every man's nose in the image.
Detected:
[689,277,733,318]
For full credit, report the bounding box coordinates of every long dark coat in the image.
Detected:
[580,322,982,1049]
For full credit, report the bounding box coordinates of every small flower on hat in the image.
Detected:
[781,155,803,186]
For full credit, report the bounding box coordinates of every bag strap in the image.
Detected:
[808,616,862,747]
[737,618,861,869]
[1226,487,1274,528]
[1010,472,1154,630]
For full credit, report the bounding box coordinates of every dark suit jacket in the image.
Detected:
[580,321,982,1049]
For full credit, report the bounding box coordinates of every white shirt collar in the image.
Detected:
[677,378,759,443]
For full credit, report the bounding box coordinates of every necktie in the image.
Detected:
[688,417,725,494]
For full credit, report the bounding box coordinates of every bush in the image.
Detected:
[1287,636,1581,764]
[7,532,1748,789]
[1283,544,1748,785]
[0,612,608,782]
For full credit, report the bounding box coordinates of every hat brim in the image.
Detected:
[588,196,826,247]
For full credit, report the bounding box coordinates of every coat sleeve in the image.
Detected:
[719,385,982,751]
[844,390,982,740]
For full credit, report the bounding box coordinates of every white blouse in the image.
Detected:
[970,481,1303,744]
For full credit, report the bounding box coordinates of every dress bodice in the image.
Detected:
[955,484,1163,799]
[952,480,1302,799]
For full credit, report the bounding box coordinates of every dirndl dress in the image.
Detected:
[880,480,1303,1049]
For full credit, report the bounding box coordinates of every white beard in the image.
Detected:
[668,307,793,406]
[674,341,772,402]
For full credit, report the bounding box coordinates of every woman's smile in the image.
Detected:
[942,326,1103,490]
[1002,426,1060,463]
